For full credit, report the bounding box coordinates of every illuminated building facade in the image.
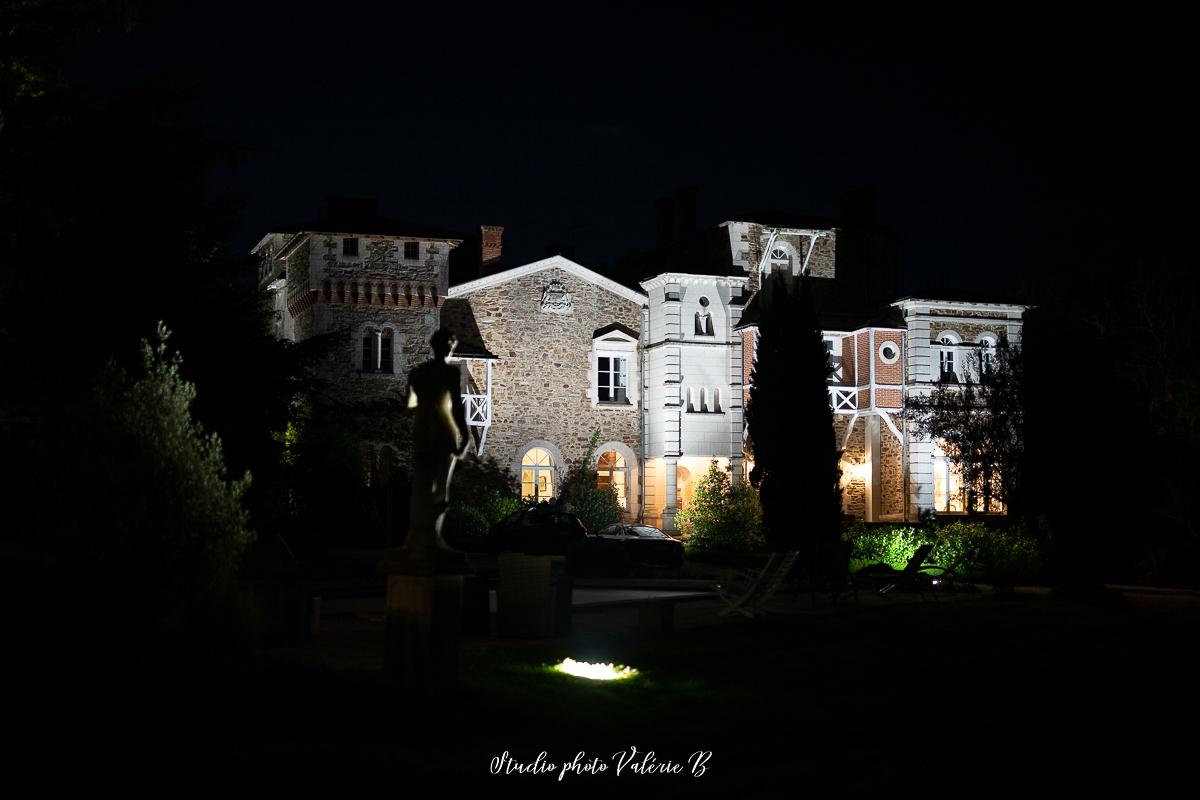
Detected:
[256,201,1026,529]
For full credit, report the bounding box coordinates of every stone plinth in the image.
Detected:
[378,550,471,690]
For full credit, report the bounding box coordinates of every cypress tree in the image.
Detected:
[745,272,842,555]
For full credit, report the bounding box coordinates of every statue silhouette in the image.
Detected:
[404,329,471,557]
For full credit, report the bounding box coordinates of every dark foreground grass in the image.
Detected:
[10,592,1199,793]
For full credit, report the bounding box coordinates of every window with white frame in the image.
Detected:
[935,331,960,382]
[977,334,998,381]
[767,246,792,274]
[596,450,629,510]
[590,326,639,408]
[521,447,557,501]
[360,326,394,373]
[597,356,628,403]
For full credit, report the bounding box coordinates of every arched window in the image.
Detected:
[521,447,557,502]
[767,246,792,274]
[596,450,628,510]
[977,334,998,380]
[935,331,961,383]
[694,296,715,336]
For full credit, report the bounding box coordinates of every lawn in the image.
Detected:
[12,590,1198,793]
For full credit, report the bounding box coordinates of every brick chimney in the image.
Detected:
[481,225,504,273]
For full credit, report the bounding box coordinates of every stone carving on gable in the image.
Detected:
[540,279,573,313]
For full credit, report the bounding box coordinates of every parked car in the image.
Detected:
[590,523,685,569]
[486,505,589,556]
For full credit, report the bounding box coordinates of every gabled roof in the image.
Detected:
[448,255,648,305]
[592,322,639,340]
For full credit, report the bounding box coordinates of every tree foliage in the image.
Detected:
[745,272,842,551]
[83,324,253,623]
[676,460,765,552]
[908,336,1025,516]
[559,427,623,533]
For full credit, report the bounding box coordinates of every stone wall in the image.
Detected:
[454,266,644,481]
[880,412,906,518]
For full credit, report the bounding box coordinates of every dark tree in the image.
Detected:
[908,335,1025,516]
[746,272,842,553]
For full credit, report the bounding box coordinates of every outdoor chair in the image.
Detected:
[857,543,940,601]
[714,550,801,618]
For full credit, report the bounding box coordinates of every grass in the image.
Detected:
[10,591,1200,792]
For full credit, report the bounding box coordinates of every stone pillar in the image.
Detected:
[378,552,469,691]
[865,415,882,522]
[662,455,679,532]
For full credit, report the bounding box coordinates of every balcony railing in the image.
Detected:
[828,386,856,412]
[464,394,491,426]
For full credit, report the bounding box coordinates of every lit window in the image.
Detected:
[596,450,628,510]
[342,237,359,257]
[521,447,557,501]
[404,241,420,261]
[933,456,964,513]
[597,356,629,404]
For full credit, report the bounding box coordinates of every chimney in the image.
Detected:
[480,225,504,273]
[655,197,675,251]
[677,185,698,238]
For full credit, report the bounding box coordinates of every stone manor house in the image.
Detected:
[254,197,1026,532]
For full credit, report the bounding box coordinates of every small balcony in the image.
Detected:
[828,386,857,412]
[463,393,491,426]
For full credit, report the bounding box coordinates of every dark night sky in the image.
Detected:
[68,2,1198,296]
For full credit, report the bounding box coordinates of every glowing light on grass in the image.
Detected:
[552,658,639,681]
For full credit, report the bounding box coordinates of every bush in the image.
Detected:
[442,489,521,551]
[676,460,765,553]
[843,519,1045,585]
[88,324,254,625]
[558,428,623,534]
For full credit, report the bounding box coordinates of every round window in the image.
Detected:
[878,341,900,364]
[698,296,710,308]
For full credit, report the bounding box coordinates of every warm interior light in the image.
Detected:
[839,460,871,485]
[552,657,639,681]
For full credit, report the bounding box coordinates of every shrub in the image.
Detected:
[87,324,254,624]
[676,460,765,553]
[843,519,1045,585]
[442,489,521,551]
[558,428,623,533]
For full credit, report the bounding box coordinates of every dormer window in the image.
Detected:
[694,296,715,336]
[590,323,639,408]
[768,247,792,274]
[342,237,359,257]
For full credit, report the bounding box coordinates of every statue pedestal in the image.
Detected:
[378,549,471,691]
